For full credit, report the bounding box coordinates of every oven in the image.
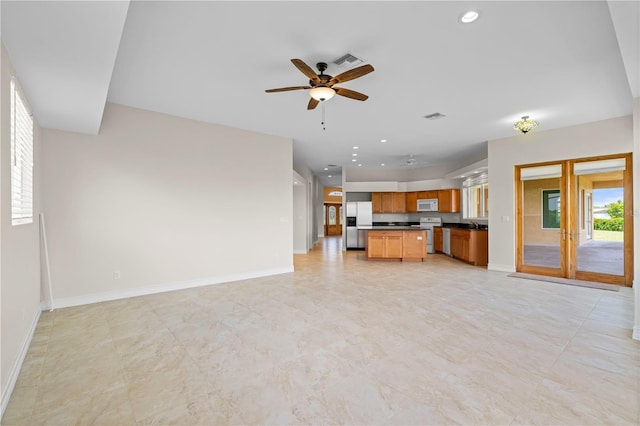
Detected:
[419,217,442,254]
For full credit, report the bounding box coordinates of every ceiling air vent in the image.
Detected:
[333,53,364,69]
[424,112,446,120]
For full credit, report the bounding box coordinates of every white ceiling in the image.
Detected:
[2,1,638,187]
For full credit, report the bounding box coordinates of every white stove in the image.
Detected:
[419,217,442,254]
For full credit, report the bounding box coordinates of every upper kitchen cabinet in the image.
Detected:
[417,190,438,200]
[406,192,418,213]
[393,192,406,213]
[372,192,406,213]
[437,189,460,213]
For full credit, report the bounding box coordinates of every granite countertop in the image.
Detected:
[442,223,488,231]
[362,226,425,231]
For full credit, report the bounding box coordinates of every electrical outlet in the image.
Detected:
[113,271,121,280]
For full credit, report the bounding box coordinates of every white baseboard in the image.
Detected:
[1,307,41,418]
[293,249,308,254]
[633,327,640,341]
[488,263,516,273]
[49,266,294,310]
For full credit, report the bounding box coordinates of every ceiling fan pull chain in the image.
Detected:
[321,102,326,131]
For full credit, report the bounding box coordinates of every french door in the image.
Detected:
[516,153,633,286]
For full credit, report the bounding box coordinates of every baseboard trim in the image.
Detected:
[293,249,308,254]
[49,266,294,310]
[633,327,640,341]
[487,263,516,273]
[1,307,41,418]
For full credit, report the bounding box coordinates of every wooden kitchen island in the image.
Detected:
[366,229,426,261]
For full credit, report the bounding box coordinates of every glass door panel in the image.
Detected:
[574,169,625,278]
[521,177,563,270]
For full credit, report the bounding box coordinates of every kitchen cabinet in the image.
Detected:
[393,192,406,213]
[437,189,460,213]
[406,192,418,213]
[450,229,488,266]
[417,190,438,200]
[402,231,426,260]
[371,192,382,213]
[367,231,404,259]
[372,192,406,213]
[433,227,443,252]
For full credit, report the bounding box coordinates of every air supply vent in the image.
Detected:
[333,53,364,69]
[424,112,446,120]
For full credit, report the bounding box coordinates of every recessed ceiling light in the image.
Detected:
[353,146,359,149]
[352,153,358,156]
[358,164,362,167]
[460,10,479,24]
[380,139,387,143]
[323,167,329,171]
[352,159,357,162]
[381,163,385,166]
[460,175,466,178]
[328,175,332,178]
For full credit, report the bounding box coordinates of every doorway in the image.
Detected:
[324,203,342,236]
[515,153,633,286]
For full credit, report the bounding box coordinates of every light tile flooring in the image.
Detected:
[3,236,639,425]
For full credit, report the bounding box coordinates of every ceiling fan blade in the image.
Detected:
[291,59,320,83]
[265,86,311,93]
[334,87,368,101]
[307,98,319,110]
[329,64,374,85]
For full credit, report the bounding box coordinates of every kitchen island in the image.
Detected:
[365,228,426,261]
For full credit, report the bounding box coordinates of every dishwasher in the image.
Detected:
[442,228,451,256]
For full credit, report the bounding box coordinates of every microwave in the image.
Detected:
[417,198,438,212]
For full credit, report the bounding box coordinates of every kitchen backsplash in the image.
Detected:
[372,212,462,223]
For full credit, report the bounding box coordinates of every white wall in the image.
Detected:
[487,115,634,272]
[41,103,293,306]
[292,171,308,254]
[1,44,42,415]
[293,161,321,247]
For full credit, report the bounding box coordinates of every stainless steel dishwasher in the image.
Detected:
[442,228,451,256]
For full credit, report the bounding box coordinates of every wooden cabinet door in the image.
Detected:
[372,192,382,213]
[402,231,426,259]
[367,236,385,258]
[468,231,488,266]
[393,192,406,213]
[406,192,418,213]
[434,227,443,252]
[418,190,438,199]
[380,193,394,212]
[386,235,404,258]
[438,189,460,213]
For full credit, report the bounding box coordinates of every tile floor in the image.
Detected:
[2,236,639,425]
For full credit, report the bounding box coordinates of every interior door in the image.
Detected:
[516,154,633,286]
[325,203,342,236]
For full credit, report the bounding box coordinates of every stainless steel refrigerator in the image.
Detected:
[345,202,373,249]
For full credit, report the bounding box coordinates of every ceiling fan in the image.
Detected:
[265,59,374,110]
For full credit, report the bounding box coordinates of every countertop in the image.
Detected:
[358,223,488,231]
[359,226,425,231]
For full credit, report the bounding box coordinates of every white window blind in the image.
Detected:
[11,77,34,225]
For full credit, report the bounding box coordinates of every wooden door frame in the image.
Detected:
[324,203,342,236]
[571,153,633,286]
[515,160,568,279]
[515,153,633,286]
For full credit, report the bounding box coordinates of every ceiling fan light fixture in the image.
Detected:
[514,115,539,134]
[309,86,335,101]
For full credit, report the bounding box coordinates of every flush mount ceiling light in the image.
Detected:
[460,10,480,24]
[514,115,539,134]
[309,86,336,101]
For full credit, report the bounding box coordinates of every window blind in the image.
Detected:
[11,77,34,225]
